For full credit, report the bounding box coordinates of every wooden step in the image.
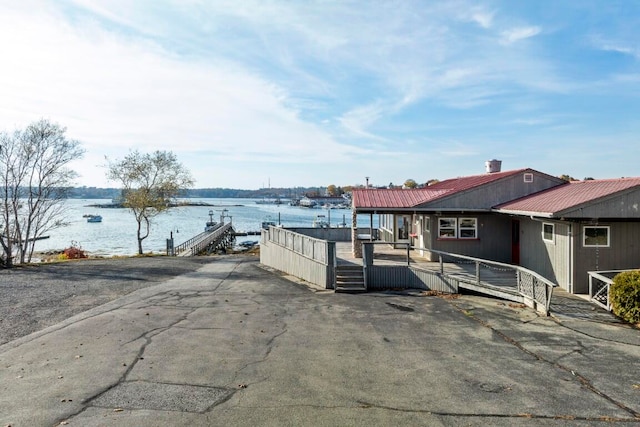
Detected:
[335,266,366,293]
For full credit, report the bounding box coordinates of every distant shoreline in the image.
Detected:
[86,201,245,208]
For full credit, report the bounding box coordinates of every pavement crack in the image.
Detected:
[356,401,639,421]
[553,318,640,347]
[449,302,640,420]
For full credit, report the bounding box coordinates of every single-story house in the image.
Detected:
[352,164,640,294]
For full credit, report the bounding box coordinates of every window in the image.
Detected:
[584,226,610,247]
[380,214,391,230]
[438,218,457,238]
[422,216,430,233]
[542,223,554,243]
[524,173,533,183]
[458,218,477,239]
[438,217,478,239]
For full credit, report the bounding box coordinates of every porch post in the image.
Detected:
[352,209,362,258]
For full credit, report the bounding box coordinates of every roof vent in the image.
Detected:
[485,159,502,173]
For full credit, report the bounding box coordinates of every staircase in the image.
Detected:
[334,265,366,293]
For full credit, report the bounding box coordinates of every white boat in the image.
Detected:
[87,215,102,223]
[312,214,329,228]
[299,197,317,208]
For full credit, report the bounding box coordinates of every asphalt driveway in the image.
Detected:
[1,255,638,426]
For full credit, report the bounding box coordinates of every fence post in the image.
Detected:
[475,261,480,286]
[327,242,336,289]
[406,244,410,266]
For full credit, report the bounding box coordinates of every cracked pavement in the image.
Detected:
[1,255,639,426]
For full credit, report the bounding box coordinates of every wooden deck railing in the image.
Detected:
[363,242,557,315]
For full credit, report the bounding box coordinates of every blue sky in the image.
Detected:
[1,0,639,189]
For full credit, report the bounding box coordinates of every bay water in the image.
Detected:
[33,199,359,257]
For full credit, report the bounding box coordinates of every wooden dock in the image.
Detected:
[173,223,235,256]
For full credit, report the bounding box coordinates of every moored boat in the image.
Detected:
[87,215,102,223]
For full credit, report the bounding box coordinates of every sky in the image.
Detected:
[1,0,639,190]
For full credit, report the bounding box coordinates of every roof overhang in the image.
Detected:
[354,208,493,214]
[492,209,554,218]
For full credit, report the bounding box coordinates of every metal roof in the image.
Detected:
[426,169,529,193]
[352,188,448,209]
[352,169,529,209]
[495,178,640,216]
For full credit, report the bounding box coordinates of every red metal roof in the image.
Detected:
[352,169,528,209]
[496,178,640,215]
[427,169,528,193]
[352,188,448,209]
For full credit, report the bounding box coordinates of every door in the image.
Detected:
[511,219,520,265]
[396,215,411,243]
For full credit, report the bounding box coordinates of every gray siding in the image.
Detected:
[422,171,565,210]
[424,213,512,263]
[518,219,571,291]
[562,188,640,218]
[573,222,640,293]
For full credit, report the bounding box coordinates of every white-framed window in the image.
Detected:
[584,226,610,247]
[458,218,477,239]
[524,173,533,183]
[438,218,457,238]
[542,223,555,243]
[438,217,478,239]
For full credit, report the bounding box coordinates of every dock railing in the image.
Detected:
[175,223,233,256]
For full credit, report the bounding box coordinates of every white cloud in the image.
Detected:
[500,26,541,45]
[593,38,640,59]
[471,11,494,29]
[0,3,363,187]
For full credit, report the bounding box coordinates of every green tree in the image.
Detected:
[403,179,418,189]
[107,150,194,255]
[0,119,84,267]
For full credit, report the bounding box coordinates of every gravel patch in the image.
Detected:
[0,256,226,345]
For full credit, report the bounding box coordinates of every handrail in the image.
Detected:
[176,223,233,256]
[364,241,557,314]
[588,269,639,311]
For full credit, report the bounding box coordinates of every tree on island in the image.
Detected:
[0,119,84,267]
[107,150,194,255]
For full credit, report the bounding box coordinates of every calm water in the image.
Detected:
[33,198,359,256]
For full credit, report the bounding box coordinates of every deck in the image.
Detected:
[335,241,520,292]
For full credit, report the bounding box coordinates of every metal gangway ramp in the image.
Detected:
[174,223,235,256]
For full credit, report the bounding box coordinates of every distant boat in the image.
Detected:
[299,197,317,208]
[261,215,278,229]
[312,214,329,228]
[87,215,102,223]
[255,197,283,205]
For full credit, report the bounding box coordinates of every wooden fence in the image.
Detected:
[260,226,335,289]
